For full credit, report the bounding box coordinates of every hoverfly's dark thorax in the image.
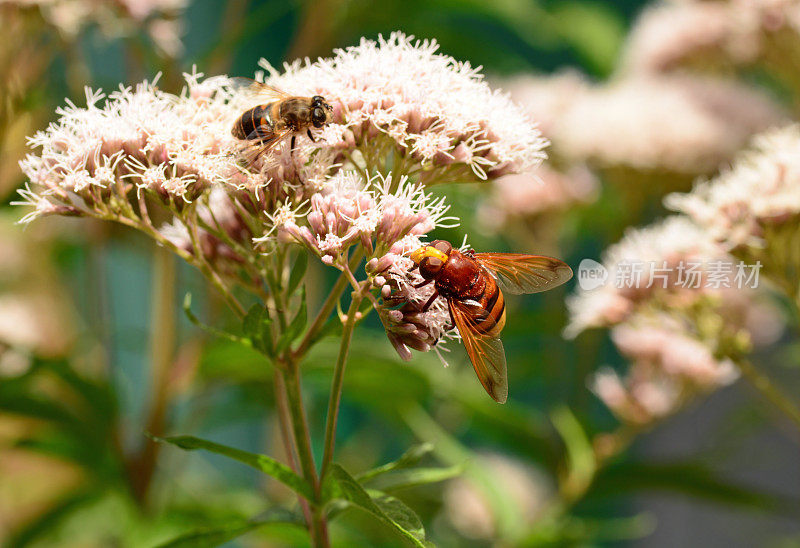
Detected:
[435,251,485,300]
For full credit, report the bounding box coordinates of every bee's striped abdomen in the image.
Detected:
[232,103,275,141]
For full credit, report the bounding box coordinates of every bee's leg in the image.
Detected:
[307,129,316,142]
[421,290,439,312]
[413,279,433,289]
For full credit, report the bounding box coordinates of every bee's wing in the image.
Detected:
[473,253,573,295]
[236,127,292,168]
[449,298,508,403]
[229,77,289,103]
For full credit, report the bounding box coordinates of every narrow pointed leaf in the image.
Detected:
[358,443,434,483]
[278,287,307,353]
[153,435,312,499]
[183,293,251,346]
[156,509,304,548]
[367,465,464,492]
[287,252,308,295]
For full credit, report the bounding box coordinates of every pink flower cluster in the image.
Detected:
[666,124,800,250]
[263,32,548,181]
[7,0,186,56]
[17,33,553,365]
[621,0,800,76]
[567,216,780,425]
[552,75,783,175]
[366,235,457,360]
[477,164,598,231]
[17,72,248,224]
[565,216,726,336]
[266,172,455,267]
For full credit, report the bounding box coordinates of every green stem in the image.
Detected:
[292,249,364,360]
[280,362,330,547]
[736,358,800,432]
[128,245,176,504]
[112,214,247,318]
[320,291,364,479]
[273,370,316,540]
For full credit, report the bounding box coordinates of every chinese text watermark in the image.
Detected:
[577,260,761,291]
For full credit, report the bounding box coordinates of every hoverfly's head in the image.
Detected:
[311,95,333,128]
[410,240,452,279]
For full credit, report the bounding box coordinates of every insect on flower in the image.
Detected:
[410,240,573,403]
[230,78,333,166]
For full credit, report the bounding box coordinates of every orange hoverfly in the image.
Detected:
[230,78,333,165]
[410,240,573,403]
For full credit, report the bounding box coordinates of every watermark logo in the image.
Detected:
[575,259,762,290]
[577,258,609,290]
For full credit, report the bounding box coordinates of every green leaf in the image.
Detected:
[371,492,427,543]
[323,464,431,547]
[152,435,312,500]
[287,252,308,296]
[551,406,595,499]
[41,360,116,421]
[551,1,625,76]
[156,509,304,548]
[6,489,100,548]
[366,465,464,492]
[357,443,434,483]
[521,513,656,545]
[278,287,307,353]
[242,302,274,355]
[591,460,800,513]
[184,293,251,346]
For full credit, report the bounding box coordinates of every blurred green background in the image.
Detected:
[1,0,799,546]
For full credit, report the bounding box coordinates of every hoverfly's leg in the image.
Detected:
[465,248,476,257]
[307,129,317,142]
[421,290,439,312]
[290,135,296,152]
[443,306,455,331]
[413,279,433,289]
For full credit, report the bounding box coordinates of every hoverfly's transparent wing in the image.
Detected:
[449,298,508,403]
[474,253,573,295]
[235,127,291,169]
[228,77,289,104]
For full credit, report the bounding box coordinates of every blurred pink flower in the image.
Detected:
[501,71,590,138]
[620,1,750,74]
[592,366,680,425]
[666,124,800,250]
[611,316,738,386]
[569,215,782,424]
[565,216,725,337]
[6,0,186,55]
[443,452,553,541]
[477,164,598,231]
[621,0,800,76]
[554,74,784,175]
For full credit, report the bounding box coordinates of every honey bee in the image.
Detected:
[230,78,333,165]
[410,240,573,403]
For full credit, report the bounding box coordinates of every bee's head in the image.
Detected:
[410,240,452,279]
[311,95,333,128]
